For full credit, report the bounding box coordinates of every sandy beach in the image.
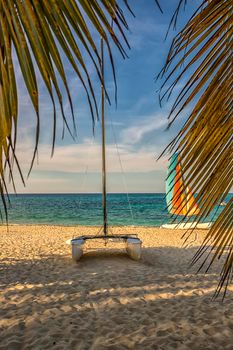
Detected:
[0,225,232,350]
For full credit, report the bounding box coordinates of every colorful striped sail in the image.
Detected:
[166,153,200,216]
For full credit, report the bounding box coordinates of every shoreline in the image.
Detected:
[0,223,159,228]
[0,222,212,229]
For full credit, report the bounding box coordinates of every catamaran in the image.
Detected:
[67,38,142,260]
[161,153,212,229]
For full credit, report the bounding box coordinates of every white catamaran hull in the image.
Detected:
[126,238,142,260]
[66,238,85,261]
[161,222,212,230]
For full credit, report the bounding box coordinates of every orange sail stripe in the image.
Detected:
[173,163,183,215]
[166,153,200,216]
[172,162,200,216]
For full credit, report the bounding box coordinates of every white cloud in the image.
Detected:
[7,134,170,193]
[120,114,167,144]
[15,138,166,175]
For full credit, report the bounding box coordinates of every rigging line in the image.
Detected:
[73,135,94,203]
[72,96,102,238]
[109,19,135,231]
[80,96,102,198]
[109,114,135,225]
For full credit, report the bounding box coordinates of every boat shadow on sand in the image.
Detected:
[1,247,233,350]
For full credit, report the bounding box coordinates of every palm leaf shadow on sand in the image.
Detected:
[1,246,233,350]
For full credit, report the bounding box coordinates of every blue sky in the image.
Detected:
[11,0,201,194]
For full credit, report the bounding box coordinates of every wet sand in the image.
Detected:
[0,225,232,350]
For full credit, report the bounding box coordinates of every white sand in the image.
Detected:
[0,225,232,350]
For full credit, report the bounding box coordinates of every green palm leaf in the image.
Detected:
[0,0,131,213]
[159,0,233,297]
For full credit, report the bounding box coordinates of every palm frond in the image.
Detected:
[0,0,132,218]
[159,0,233,296]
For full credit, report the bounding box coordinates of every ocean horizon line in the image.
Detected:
[7,192,166,195]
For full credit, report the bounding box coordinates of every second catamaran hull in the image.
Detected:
[161,222,212,229]
[126,238,142,260]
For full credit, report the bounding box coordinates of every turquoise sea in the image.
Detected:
[1,193,231,227]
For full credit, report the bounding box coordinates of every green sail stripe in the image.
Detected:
[166,153,178,213]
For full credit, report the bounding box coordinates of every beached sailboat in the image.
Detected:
[161,153,212,229]
[67,38,142,260]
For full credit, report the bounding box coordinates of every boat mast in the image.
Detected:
[101,37,108,236]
